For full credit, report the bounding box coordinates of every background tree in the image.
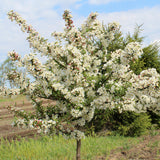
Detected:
[0,57,18,88]
[127,25,160,75]
[88,25,160,136]
[0,57,27,89]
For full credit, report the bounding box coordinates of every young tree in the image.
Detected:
[0,56,27,89]
[0,57,18,87]
[1,10,160,160]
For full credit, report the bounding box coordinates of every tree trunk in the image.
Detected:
[76,139,81,160]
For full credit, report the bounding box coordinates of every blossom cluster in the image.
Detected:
[2,10,160,140]
[63,10,74,30]
[12,118,56,134]
[8,50,20,61]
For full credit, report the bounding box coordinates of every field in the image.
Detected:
[0,95,36,140]
[0,95,160,160]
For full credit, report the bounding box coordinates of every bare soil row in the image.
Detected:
[0,96,52,140]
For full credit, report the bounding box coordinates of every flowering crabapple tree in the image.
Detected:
[1,10,160,160]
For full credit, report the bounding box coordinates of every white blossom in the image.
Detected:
[1,10,159,140]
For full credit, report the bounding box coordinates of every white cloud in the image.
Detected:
[98,6,160,45]
[0,0,82,21]
[0,0,82,63]
[0,17,31,64]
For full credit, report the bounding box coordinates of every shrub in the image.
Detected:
[87,109,152,137]
[117,112,151,136]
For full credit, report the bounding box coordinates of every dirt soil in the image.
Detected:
[107,133,160,160]
[0,96,54,141]
[0,96,160,160]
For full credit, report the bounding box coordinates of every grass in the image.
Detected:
[0,135,141,160]
[0,95,26,103]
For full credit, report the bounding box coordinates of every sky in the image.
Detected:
[0,0,160,64]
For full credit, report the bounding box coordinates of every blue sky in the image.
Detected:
[71,0,160,14]
[0,0,160,64]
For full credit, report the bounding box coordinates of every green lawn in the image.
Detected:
[0,135,141,160]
